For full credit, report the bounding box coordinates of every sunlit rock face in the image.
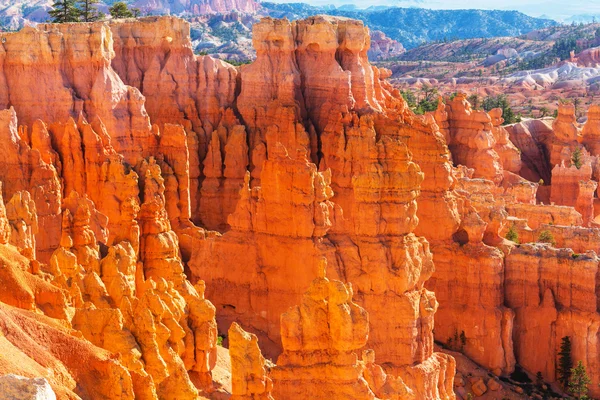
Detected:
[8,12,600,400]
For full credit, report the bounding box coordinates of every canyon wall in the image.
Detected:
[3,12,600,400]
[434,96,600,398]
[0,15,455,400]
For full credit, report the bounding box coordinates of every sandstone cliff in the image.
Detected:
[4,12,600,400]
[0,15,456,400]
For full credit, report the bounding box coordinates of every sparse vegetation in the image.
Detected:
[222,59,252,67]
[537,230,556,246]
[505,226,519,244]
[572,147,583,169]
[49,0,139,22]
[535,371,544,389]
[446,329,467,352]
[399,86,439,115]
[552,37,580,61]
[77,0,103,22]
[482,95,517,124]
[467,94,481,110]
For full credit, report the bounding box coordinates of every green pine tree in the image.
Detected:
[572,147,583,169]
[109,2,134,18]
[568,361,591,399]
[77,0,104,22]
[49,0,80,23]
[557,336,573,388]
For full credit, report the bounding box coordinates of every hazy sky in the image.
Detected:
[268,0,600,20]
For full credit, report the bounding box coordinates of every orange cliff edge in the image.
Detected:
[1,14,600,400]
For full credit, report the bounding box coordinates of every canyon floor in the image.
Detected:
[0,13,600,400]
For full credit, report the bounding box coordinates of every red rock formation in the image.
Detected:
[190,16,456,398]
[229,322,274,400]
[109,16,241,228]
[505,245,600,398]
[444,93,504,183]
[549,103,581,165]
[271,265,418,399]
[1,23,157,164]
[0,108,62,262]
[5,190,38,260]
[191,124,335,354]
[550,153,597,226]
[489,108,522,174]
[576,46,600,67]
[506,119,553,183]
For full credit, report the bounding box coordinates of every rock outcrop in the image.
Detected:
[271,266,418,399]
[505,245,600,396]
[368,30,406,61]
[229,322,274,400]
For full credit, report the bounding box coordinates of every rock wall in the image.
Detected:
[436,98,600,397]
[0,15,457,400]
[505,245,600,397]
[7,12,600,400]
[189,15,456,398]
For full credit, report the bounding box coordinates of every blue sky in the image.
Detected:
[268,0,600,21]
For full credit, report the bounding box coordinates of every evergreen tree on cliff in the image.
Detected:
[557,336,573,387]
[568,361,591,399]
[77,0,104,22]
[49,0,80,23]
[109,2,134,18]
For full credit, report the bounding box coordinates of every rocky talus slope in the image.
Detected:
[0,14,598,400]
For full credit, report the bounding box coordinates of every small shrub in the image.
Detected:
[535,371,544,389]
[223,59,252,67]
[538,230,556,246]
[505,226,519,244]
[217,335,225,346]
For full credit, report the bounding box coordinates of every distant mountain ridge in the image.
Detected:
[261,2,558,49]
